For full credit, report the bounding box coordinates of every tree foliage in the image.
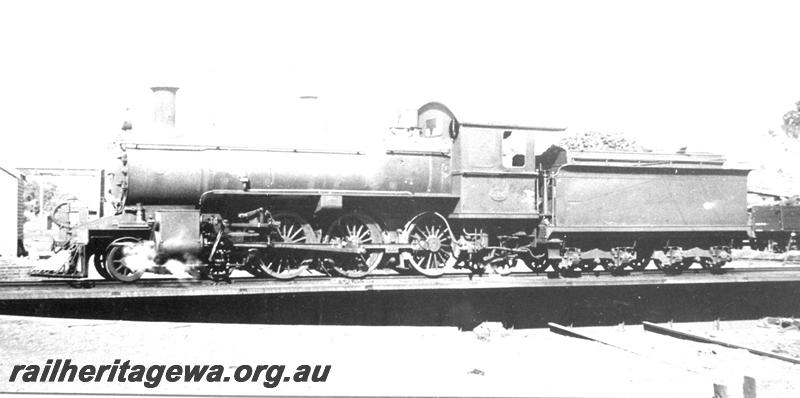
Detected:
[22,180,61,222]
[558,131,643,152]
[782,101,800,139]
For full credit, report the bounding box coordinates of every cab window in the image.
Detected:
[502,130,526,168]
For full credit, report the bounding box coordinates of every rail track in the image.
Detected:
[549,321,800,365]
[3,263,800,301]
[547,320,800,397]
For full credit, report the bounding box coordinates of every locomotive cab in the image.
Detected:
[417,102,565,219]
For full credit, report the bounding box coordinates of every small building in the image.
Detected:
[0,166,25,257]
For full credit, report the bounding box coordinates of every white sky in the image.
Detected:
[2,0,800,168]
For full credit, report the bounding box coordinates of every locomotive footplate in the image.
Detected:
[234,242,414,254]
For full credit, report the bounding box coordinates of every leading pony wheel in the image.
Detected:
[93,252,112,280]
[104,237,145,283]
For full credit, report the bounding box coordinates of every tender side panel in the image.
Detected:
[751,206,783,232]
[783,206,800,231]
[552,166,749,232]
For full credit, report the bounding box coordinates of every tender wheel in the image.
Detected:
[401,212,457,277]
[653,259,682,274]
[582,260,601,272]
[104,238,145,283]
[521,250,548,272]
[598,260,619,272]
[629,257,648,271]
[698,258,713,270]
[247,212,317,280]
[325,212,384,278]
[699,258,726,272]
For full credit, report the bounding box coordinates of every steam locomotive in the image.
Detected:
[42,89,754,282]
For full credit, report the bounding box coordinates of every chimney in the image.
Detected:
[151,86,179,128]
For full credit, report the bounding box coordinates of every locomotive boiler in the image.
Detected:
[43,89,753,282]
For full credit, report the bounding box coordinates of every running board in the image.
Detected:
[234,243,415,254]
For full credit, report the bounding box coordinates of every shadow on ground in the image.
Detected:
[1,282,799,330]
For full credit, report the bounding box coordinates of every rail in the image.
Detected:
[3,266,800,301]
[642,321,800,365]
